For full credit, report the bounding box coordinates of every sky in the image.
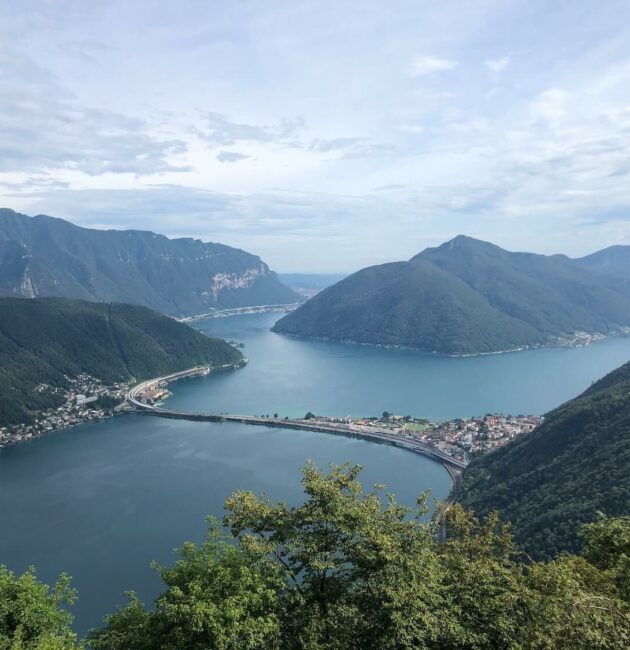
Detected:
[1,0,630,272]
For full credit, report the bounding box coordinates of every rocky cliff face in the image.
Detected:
[0,209,299,315]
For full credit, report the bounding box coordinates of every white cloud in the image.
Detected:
[484,55,511,73]
[530,88,569,124]
[216,151,250,163]
[409,55,458,77]
[200,113,304,147]
[3,1,630,269]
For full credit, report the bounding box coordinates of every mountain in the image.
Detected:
[456,361,630,559]
[0,209,299,316]
[272,236,630,355]
[0,297,243,427]
[576,245,630,280]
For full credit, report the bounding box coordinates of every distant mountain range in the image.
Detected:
[0,297,243,427]
[0,209,299,316]
[273,236,630,355]
[278,273,348,298]
[456,360,630,559]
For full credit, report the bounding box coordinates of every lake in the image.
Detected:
[0,416,450,635]
[169,312,630,420]
[1,311,630,635]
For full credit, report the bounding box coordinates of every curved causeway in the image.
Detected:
[126,366,467,475]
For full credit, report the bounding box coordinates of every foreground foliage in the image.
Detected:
[457,360,630,559]
[0,567,79,650]
[2,463,628,649]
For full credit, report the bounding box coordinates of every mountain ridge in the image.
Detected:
[0,208,300,316]
[272,236,630,355]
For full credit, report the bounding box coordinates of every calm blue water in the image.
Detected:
[0,416,450,635]
[1,311,630,635]
[169,312,630,420]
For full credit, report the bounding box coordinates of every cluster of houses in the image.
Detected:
[416,413,543,461]
[0,374,128,448]
[296,411,543,463]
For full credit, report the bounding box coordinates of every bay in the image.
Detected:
[0,416,450,635]
[2,311,630,635]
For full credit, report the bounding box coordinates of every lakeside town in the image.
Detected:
[297,412,544,463]
[0,374,127,448]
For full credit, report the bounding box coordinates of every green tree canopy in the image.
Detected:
[3,464,628,649]
[0,566,79,650]
[86,463,629,650]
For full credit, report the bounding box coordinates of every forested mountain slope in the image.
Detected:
[576,244,630,280]
[273,236,630,355]
[456,361,630,559]
[0,297,243,426]
[0,208,299,316]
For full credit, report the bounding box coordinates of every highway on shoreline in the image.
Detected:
[127,367,467,475]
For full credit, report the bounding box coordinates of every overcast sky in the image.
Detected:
[1,1,630,272]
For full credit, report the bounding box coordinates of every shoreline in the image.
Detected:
[126,367,470,481]
[270,328,628,358]
[0,359,247,450]
[177,302,301,323]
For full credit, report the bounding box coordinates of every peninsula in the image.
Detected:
[125,366,543,477]
[0,297,243,443]
[272,236,630,355]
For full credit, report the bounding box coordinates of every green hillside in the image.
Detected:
[576,244,630,280]
[0,208,299,316]
[0,297,243,427]
[456,361,630,559]
[273,236,630,355]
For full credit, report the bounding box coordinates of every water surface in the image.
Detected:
[168,312,630,420]
[0,415,449,635]
[2,311,630,635]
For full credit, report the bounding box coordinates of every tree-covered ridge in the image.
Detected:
[273,235,630,355]
[0,297,243,427]
[576,244,630,280]
[2,464,629,649]
[456,360,630,560]
[0,208,299,316]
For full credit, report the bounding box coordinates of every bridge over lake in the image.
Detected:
[126,367,468,475]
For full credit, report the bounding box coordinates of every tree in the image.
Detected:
[0,566,80,650]
[24,464,630,650]
[88,522,281,650]
[224,462,445,649]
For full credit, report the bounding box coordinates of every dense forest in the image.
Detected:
[1,463,628,649]
[0,297,243,426]
[273,235,630,355]
[456,360,630,559]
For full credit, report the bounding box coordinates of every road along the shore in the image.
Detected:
[126,366,467,478]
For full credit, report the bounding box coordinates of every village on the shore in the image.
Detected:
[301,412,543,463]
[0,374,127,448]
